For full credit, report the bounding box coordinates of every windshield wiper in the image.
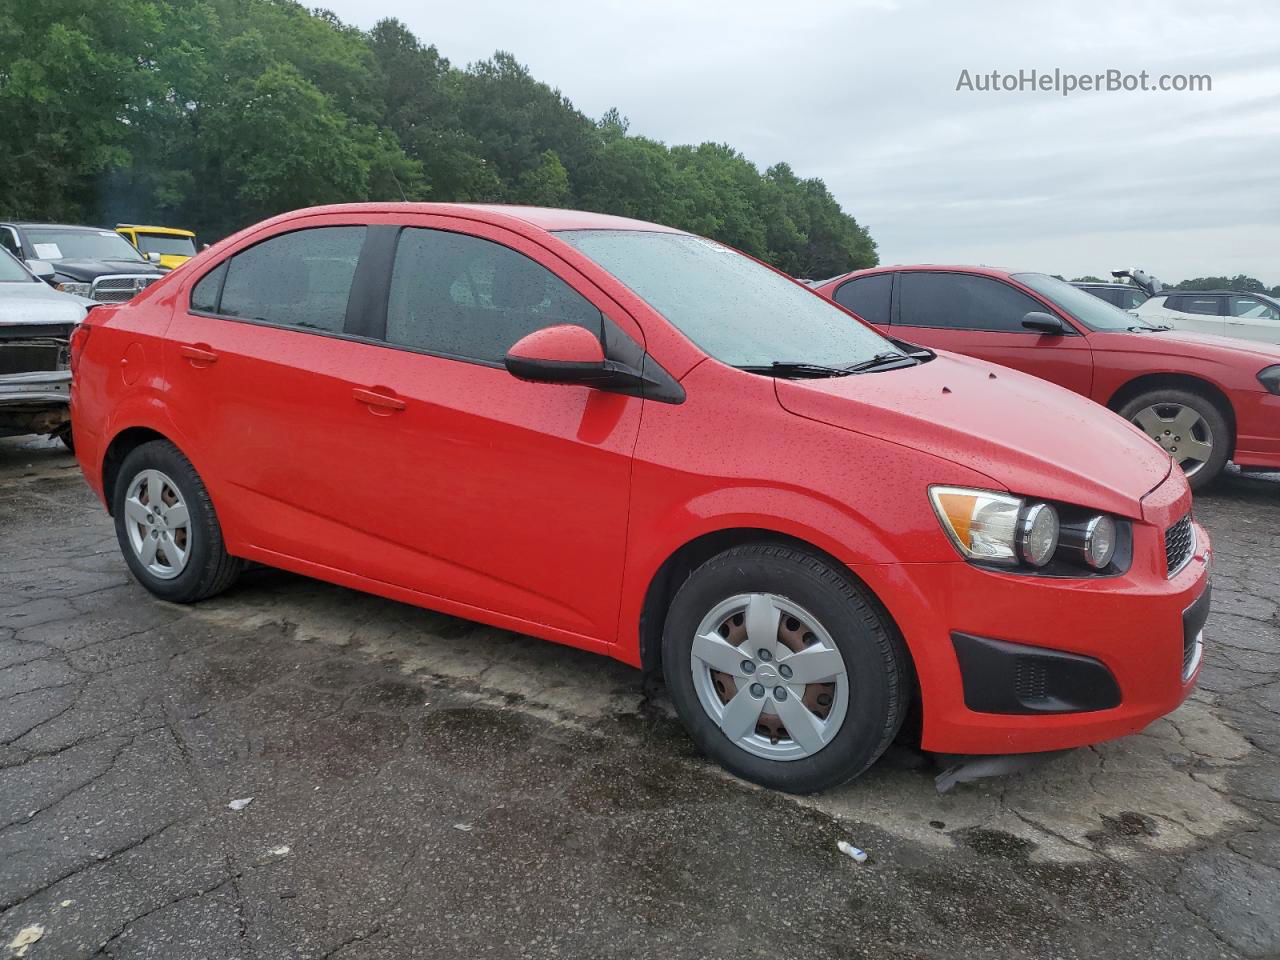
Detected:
[1127,324,1171,332]
[738,361,852,378]
[844,351,920,373]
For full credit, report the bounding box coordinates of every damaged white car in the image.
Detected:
[0,249,92,449]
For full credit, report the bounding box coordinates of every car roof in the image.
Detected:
[822,264,1020,286]
[1162,289,1277,300]
[4,222,118,232]
[116,224,196,237]
[1073,282,1137,289]
[262,202,687,236]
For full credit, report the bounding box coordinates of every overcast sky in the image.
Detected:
[325,0,1280,285]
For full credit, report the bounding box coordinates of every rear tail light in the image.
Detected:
[69,324,92,375]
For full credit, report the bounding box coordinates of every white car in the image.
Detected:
[0,249,93,448]
[1136,289,1280,345]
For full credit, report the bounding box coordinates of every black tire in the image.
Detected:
[1118,388,1230,492]
[661,543,909,793]
[112,439,243,602]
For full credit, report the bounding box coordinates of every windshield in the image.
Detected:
[1014,272,1155,331]
[557,230,895,368]
[0,251,35,282]
[25,228,145,262]
[135,233,196,257]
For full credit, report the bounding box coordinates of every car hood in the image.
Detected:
[50,259,164,281]
[0,283,87,326]
[1092,328,1280,365]
[775,351,1172,519]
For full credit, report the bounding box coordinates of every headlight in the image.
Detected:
[1060,514,1117,570]
[56,281,92,298]
[1259,365,1280,395]
[931,486,1120,574]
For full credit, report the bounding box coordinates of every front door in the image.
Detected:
[321,219,643,642]
[890,271,1095,396]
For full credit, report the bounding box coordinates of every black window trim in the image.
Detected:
[892,269,1083,336]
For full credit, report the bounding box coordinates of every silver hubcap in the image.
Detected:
[690,593,849,761]
[1132,403,1214,477]
[123,469,192,580]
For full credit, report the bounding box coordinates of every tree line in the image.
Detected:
[0,0,877,278]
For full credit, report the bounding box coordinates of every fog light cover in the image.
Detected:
[1083,515,1117,569]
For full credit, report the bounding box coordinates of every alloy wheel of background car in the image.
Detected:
[663,543,908,794]
[1131,404,1213,478]
[112,439,243,602]
[122,468,193,580]
[690,593,849,761]
[1119,387,1231,491]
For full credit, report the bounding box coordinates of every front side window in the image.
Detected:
[898,272,1044,332]
[1230,296,1280,321]
[557,230,894,368]
[385,228,602,364]
[1122,288,1147,310]
[217,226,365,334]
[0,249,34,282]
[24,228,144,262]
[0,229,20,257]
[1013,273,1153,331]
[833,273,892,325]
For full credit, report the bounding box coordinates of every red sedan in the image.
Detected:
[70,205,1210,792]
[815,265,1280,490]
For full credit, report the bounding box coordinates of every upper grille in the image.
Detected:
[90,274,159,303]
[1165,514,1195,577]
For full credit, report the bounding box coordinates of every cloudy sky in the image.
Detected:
[325,0,1280,285]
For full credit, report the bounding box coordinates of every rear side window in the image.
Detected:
[833,273,892,325]
[1173,296,1222,316]
[1121,288,1147,310]
[385,228,602,364]
[217,226,366,334]
[898,272,1044,332]
[189,262,226,313]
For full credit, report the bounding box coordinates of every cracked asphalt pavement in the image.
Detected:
[1,434,1278,959]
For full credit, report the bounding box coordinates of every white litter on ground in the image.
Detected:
[9,924,46,957]
[228,797,253,811]
[59,900,73,908]
[269,845,290,856]
[452,823,474,832]
[837,840,868,863]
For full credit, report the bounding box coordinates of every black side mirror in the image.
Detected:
[1022,311,1066,335]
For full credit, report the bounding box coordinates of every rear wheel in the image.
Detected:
[1119,388,1230,491]
[662,543,908,793]
[112,440,242,602]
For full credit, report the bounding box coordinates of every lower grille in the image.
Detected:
[1165,514,1194,577]
[90,274,159,303]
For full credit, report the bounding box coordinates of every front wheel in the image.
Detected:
[662,543,909,793]
[1118,388,1230,492]
[112,440,243,602]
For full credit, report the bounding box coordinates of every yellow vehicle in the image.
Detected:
[115,224,198,271]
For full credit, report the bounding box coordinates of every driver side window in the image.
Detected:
[384,228,603,364]
[897,273,1046,333]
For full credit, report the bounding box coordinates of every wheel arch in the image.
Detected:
[636,528,919,722]
[1106,373,1237,456]
[101,426,181,514]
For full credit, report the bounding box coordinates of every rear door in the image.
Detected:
[165,220,382,571]
[310,217,643,642]
[1226,295,1280,344]
[888,271,1094,395]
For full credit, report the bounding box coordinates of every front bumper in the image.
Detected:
[0,370,71,435]
[852,476,1211,756]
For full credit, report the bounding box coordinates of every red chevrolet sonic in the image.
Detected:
[815,265,1280,491]
[70,204,1211,793]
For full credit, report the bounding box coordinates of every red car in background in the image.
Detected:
[816,266,1280,490]
[71,206,1210,792]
